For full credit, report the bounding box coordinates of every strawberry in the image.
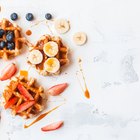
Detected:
[16,100,35,113]
[17,83,34,100]
[47,83,68,96]
[41,121,64,132]
[0,63,17,81]
[4,97,18,109]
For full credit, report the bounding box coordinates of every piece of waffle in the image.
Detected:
[27,34,69,76]
[3,76,46,119]
[0,18,26,60]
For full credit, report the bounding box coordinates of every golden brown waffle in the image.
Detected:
[0,18,26,60]
[27,34,69,76]
[3,76,46,119]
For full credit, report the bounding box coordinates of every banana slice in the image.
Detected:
[28,50,43,65]
[54,19,70,34]
[44,58,60,73]
[43,41,59,57]
[73,32,87,46]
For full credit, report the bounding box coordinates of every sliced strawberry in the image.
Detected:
[0,63,17,81]
[16,100,35,113]
[41,121,64,132]
[47,83,68,96]
[4,97,18,109]
[17,83,34,100]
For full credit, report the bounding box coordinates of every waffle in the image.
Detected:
[0,18,26,60]
[27,34,69,76]
[3,75,46,119]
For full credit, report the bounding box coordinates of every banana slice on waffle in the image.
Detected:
[27,35,69,76]
[2,75,46,119]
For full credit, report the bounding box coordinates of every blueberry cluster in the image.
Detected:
[10,12,52,21]
[0,29,15,50]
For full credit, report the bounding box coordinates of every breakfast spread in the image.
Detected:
[3,75,46,119]
[0,18,26,60]
[27,34,69,76]
[0,10,88,132]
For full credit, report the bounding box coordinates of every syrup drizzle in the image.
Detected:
[24,103,64,128]
[26,30,32,36]
[76,58,90,99]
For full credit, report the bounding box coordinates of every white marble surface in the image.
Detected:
[0,0,140,140]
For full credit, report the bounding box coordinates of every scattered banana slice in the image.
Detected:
[28,50,43,65]
[54,19,70,34]
[43,41,59,57]
[44,58,60,73]
[73,32,87,46]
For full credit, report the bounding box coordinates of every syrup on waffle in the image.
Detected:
[3,75,46,119]
[0,18,26,60]
[27,35,69,76]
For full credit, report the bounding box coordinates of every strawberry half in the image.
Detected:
[47,83,68,96]
[16,100,35,113]
[4,97,18,109]
[0,63,17,81]
[41,121,64,132]
[17,83,34,100]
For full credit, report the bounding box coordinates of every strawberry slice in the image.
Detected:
[16,100,35,113]
[41,121,64,132]
[4,97,18,109]
[17,83,34,100]
[0,63,17,81]
[47,83,68,96]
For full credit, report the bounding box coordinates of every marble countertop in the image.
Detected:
[0,0,140,140]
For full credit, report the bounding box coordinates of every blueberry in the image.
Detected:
[26,13,34,21]
[45,13,52,20]
[7,42,15,50]
[0,41,6,49]
[6,32,14,42]
[10,13,18,21]
[0,29,5,38]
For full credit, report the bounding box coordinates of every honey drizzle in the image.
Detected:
[24,103,64,128]
[26,30,32,36]
[77,58,90,99]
